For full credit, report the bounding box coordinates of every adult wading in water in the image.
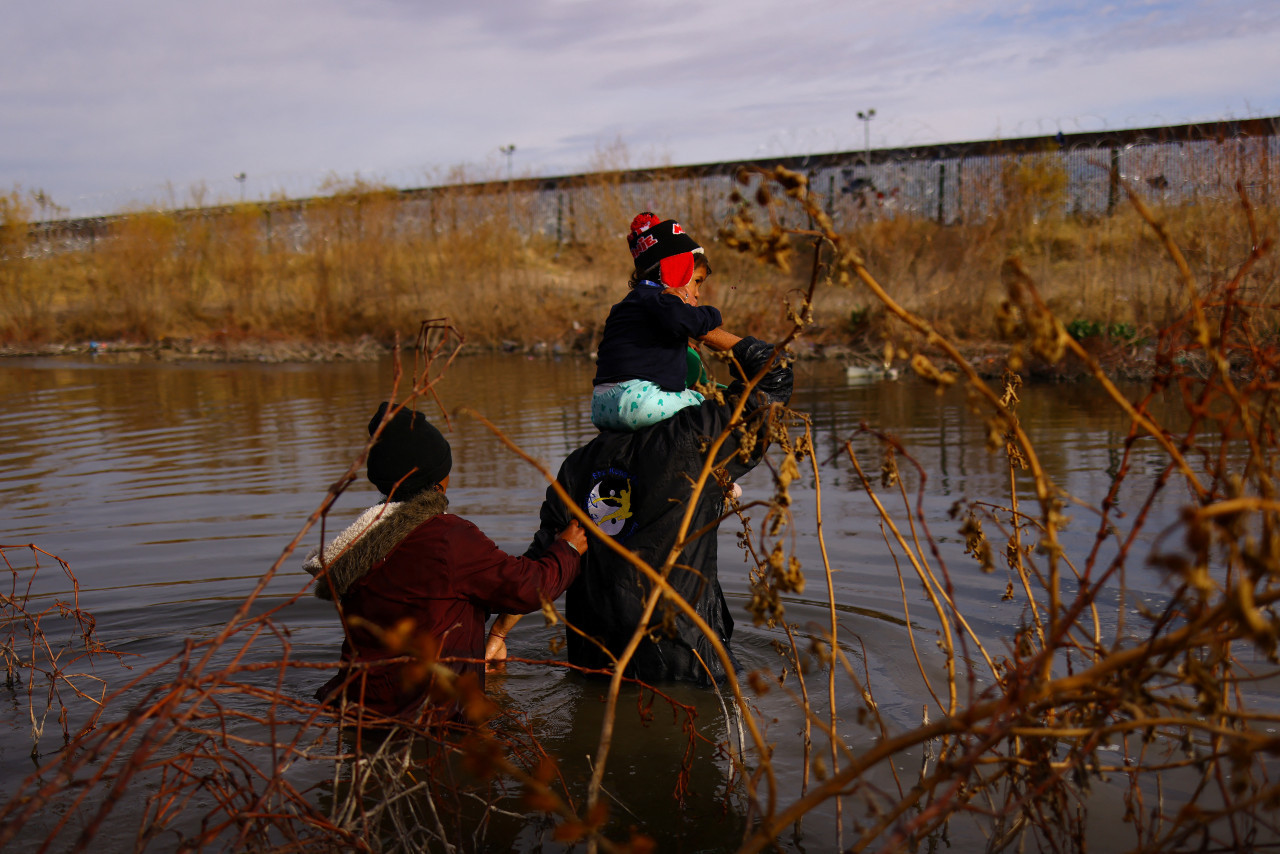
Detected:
[306,402,586,721]
[494,336,793,685]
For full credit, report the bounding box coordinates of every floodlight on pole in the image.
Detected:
[856,109,876,170]
[500,144,516,182]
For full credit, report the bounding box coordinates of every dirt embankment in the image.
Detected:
[0,330,1182,384]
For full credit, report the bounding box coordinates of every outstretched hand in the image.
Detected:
[557,519,588,554]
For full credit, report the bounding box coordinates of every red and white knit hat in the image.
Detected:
[626,212,702,288]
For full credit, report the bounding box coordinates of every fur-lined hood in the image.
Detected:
[303,490,448,601]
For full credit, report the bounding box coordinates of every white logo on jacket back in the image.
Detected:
[586,474,633,536]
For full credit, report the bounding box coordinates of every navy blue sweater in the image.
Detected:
[593,284,723,391]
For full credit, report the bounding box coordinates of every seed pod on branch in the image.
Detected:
[960,513,996,574]
[880,446,899,488]
[747,584,784,628]
[910,353,956,390]
[772,165,808,198]
[777,451,800,490]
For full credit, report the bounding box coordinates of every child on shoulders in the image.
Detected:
[591,212,742,432]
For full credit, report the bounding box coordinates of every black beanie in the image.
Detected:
[627,212,702,274]
[366,402,452,500]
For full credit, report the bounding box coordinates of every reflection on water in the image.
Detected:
[0,353,1213,849]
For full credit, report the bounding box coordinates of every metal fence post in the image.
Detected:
[937,163,946,224]
[1108,147,1120,215]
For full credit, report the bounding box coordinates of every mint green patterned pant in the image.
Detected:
[591,380,704,431]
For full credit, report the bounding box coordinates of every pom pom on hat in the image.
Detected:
[366,402,452,500]
[630,212,662,235]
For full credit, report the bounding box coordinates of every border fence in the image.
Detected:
[32,116,1280,247]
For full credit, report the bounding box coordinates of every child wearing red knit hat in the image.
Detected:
[591,212,742,431]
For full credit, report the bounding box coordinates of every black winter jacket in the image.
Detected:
[527,336,793,685]
[592,284,723,391]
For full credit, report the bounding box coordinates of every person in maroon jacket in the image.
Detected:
[306,402,585,722]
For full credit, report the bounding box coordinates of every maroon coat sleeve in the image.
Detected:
[441,516,581,613]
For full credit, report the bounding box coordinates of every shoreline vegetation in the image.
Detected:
[3,143,1277,382]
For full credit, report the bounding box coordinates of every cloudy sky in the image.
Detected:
[4,0,1277,217]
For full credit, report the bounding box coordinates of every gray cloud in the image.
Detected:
[2,0,1275,216]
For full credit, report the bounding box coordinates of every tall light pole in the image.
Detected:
[234,172,247,203]
[499,144,516,227]
[856,109,876,171]
[499,144,516,182]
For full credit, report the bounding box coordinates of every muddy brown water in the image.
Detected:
[0,353,1272,851]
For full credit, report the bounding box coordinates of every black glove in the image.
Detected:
[729,337,793,405]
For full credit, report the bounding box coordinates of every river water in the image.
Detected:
[0,352,1260,851]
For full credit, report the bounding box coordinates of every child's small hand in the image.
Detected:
[664,286,695,306]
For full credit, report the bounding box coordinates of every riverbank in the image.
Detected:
[0,335,390,363]
[0,328,1177,384]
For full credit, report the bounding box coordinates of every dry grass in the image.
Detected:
[820,156,1280,347]
[2,145,1277,358]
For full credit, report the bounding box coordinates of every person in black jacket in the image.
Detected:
[489,336,793,686]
